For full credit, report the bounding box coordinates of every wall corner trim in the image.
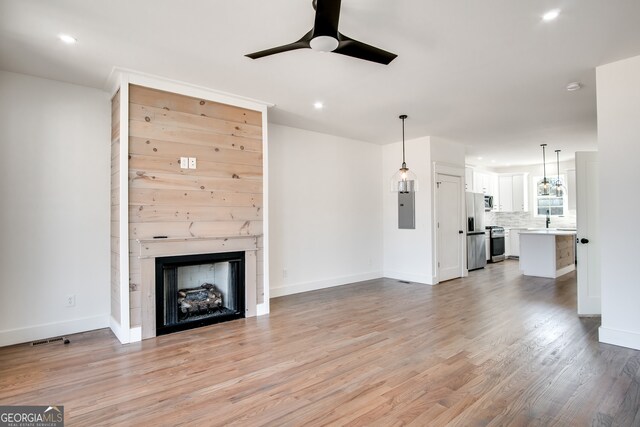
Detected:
[109,316,129,344]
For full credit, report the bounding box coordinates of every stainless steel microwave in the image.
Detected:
[484,195,494,211]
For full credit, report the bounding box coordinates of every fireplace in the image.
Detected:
[155,251,245,336]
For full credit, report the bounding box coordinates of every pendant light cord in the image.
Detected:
[555,150,561,186]
[400,114,407,167]
[541,144,547,183]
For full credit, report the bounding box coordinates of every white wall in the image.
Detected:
[382,137,433,283]
[268,124,383,297]
[382,136,465,284]
[596,54,640,350]
[0,71,111,346]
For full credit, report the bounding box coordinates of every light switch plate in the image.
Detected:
[180,157,189,169]
[188,157,197,169]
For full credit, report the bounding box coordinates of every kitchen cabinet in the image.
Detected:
[499,176,513,211]
[485,231,490,261]
[512,175,525,212]
[496,173,528,212]
[473,171,489,194]
[472,170,498,197]
[519,230,576,278]
[489,175,499,211]
[509,229,522,257]
[465,167,473,191]
[504,229,511,256]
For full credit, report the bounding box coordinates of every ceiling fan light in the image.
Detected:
[310,36,339,52]
[566,82,582,91]
[58,34,77,44]
[542,9,560,22]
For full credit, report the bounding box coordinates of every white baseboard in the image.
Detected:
[109,316,128,344]
[555,264,575,278]
[382,270,434,285]
[256,302,269,316]
[270,272,383,298]
[599,326,640,350]
[0,315,109,347]
[129,326,142,343]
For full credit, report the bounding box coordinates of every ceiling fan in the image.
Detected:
[245,0,397,65]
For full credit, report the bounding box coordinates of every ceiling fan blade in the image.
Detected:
[246,31,312,59]
[334,33,397,65]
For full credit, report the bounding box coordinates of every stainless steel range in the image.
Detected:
[486,226,505,263]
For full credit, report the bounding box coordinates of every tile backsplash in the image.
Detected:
[485,211,576,229]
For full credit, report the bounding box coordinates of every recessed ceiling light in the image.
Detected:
[58,34,77,44]
[491,160,496,163]
[542,9,560,22]
[477,157,483,160]
[566,82,582,91]
[313,101,323,109]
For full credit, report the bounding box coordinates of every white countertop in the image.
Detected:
[519,230,577,236]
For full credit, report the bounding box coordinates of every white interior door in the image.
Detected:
[576,152,600,315]
[436,173,463,282]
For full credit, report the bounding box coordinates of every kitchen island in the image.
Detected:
[519,230,576,278]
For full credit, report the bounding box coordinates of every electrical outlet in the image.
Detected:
[180,157,189,169]
[66,294,76,307]
[188,157,197,169]
[283,269,288,279]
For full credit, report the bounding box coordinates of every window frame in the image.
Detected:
[533,175,567,217]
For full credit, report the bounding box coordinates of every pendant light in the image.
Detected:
[555,149,565,197]
[390,115,418,193]
[539,143,550,196]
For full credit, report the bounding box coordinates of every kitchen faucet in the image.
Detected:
[546,210,551,229]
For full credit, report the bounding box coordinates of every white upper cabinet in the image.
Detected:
[465,167,473,191]
[472,170,487,194]
[472,170,497,196]
[512,174,525,212]
[498,176,513,211]
[496,173,528,212]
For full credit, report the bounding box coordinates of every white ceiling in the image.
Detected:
[2,0,640,166]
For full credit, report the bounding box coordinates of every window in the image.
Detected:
[534,176,565,216]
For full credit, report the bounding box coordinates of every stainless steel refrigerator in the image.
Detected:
[466,192,487,270]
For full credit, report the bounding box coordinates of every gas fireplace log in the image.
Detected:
[176,283,224,314]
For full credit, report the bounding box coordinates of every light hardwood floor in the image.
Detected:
[1,260,639,426]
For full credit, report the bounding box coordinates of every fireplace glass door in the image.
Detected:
[155,252,245,335]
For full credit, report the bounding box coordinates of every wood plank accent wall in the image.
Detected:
[110,90,121,321]
[127,85,265,327]
[555,235,575,270]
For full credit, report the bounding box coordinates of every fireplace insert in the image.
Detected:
[155,251,245,335]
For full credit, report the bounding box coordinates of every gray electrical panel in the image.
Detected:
[398,190,415,229]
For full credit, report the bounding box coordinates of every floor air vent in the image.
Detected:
[31,337,70,346]
[398,280,411,284]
